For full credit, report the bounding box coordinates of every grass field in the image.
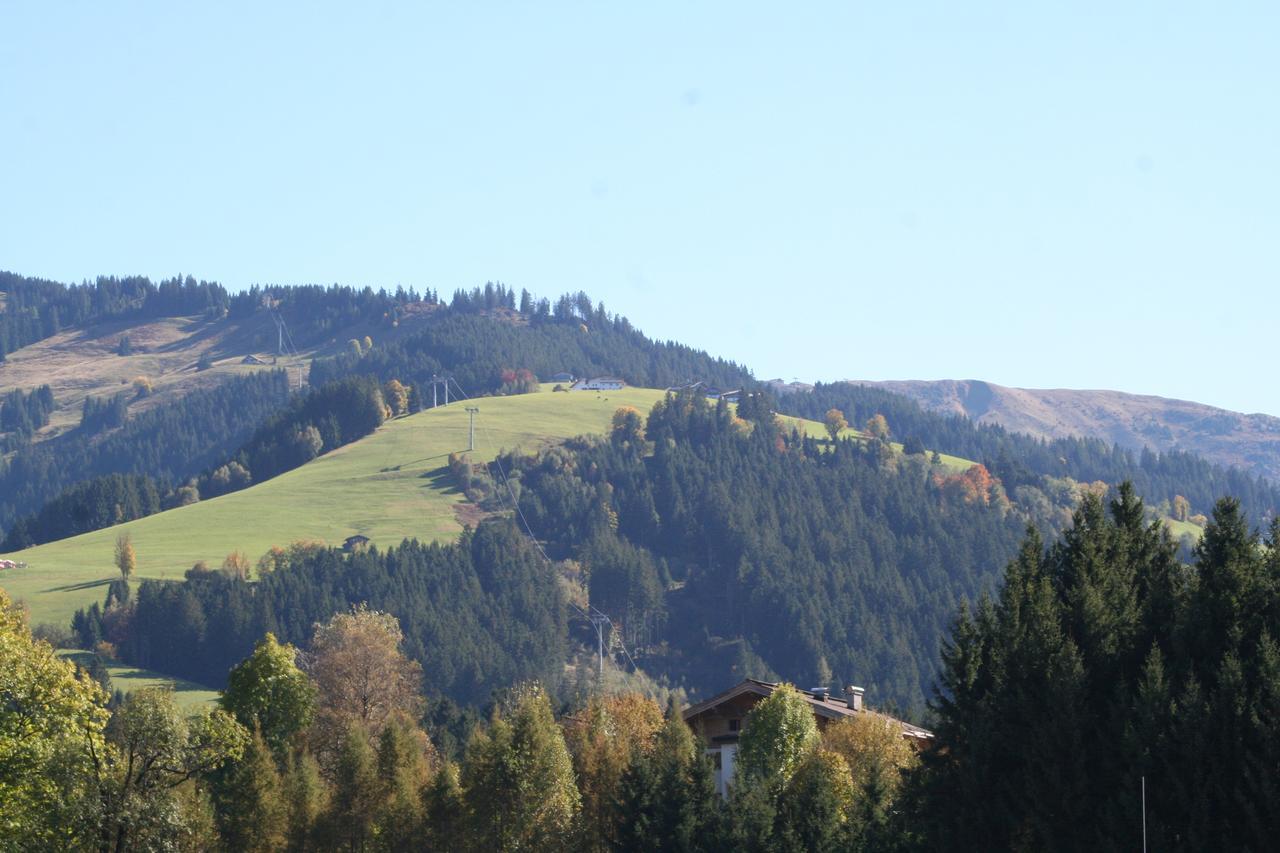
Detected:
[58,651,219,709]
[2,387,668,627]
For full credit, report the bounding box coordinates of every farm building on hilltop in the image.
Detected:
[571,377,626,391]
[241,354,268,365]
[683,679,933,797]
[342,535,371,552]
[548,372,575,384]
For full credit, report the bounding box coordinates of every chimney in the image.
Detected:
[845,686,864,711]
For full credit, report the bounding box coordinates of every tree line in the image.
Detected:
[0,270,229,360]
[89,520,568,706]
[309,293,753,397]
[9,583,925,851]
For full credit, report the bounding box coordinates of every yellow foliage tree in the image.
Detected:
[114,533,135,580]
[824,408,849,442]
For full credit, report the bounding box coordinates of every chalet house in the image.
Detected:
[241,354,268,366]
[548,372,575,384]
[704,387,742,403]
[572,377,626,392]
[683,679,933,796]
[342,534,371,552]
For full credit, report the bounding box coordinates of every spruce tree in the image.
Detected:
[214,726,288,852]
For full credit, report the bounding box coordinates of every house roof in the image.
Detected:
[683,678,932,740]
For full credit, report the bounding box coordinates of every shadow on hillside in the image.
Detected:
[422,467,463,495]
[42,577,114,593]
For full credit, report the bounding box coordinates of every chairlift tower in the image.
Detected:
[465,406,479,451]
[588,612,612,677]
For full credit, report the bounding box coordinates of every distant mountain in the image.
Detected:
[855,379,1280,483]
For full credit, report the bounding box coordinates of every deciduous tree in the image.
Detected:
[823,408,848,443]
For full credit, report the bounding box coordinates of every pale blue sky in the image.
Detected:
[2,3,1277,413]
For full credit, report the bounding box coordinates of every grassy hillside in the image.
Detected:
[2,387,666,627]
[2,386,977,629]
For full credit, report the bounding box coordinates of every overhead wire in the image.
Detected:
[445,376,640,673]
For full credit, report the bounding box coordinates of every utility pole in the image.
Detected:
[589,612,611,678]
[466,406,479,451]
[431,374,438,408]
[1141,776,1147,853]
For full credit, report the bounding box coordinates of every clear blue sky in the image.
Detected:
[3,3,1278,413]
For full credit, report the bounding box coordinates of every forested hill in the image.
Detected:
[113,390,1029,711]
[309,288,752,394]
[0,275,750,539]
[777,382,1280,528]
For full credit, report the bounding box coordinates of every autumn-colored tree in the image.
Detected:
[934,463,1006,508]
[822,713,919,842]
[823,408,848,443]
[1172,494,1191,522]
[305,606,424,768]
[222,550,252,580]
[114,532,135,580]
[865,413,890,440]
[611,406,645,448]
[362,335,373,353]
[132,375,153,398]
[384,379,409,416]
[565,692,665,849]
[257,545,289,576]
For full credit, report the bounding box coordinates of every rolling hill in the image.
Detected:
[855,379,1280,484]
[2,385,975,630]
[1,387,666,627]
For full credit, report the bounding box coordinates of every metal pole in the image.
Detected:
[465,407,479,452]
[1142,775,1147,853]
[432,375,438,408]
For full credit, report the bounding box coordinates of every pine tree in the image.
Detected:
[319,723,380,850]
[214,726,288,852]
[615,708,725,852]
[282,749,328,853]
[374,714,433,851]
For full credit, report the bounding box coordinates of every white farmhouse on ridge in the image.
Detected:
[571,376,626,391]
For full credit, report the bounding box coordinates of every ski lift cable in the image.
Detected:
[443,377,639,671]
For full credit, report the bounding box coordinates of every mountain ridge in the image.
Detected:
[853,378,1280,483]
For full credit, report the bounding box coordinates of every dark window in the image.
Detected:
[729,719,740,732]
